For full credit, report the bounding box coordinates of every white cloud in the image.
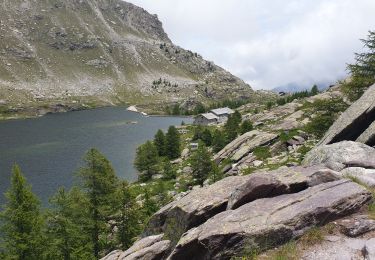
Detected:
[127,0,375,90]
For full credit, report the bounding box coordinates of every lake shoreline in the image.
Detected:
[0,104,193,122]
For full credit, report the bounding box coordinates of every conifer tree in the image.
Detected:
[240,120,253,135]
[310,84,319,95]
[46,187,93,260]
[0,165,44,260]
[190,142,216,186]
[115,181,141,250]
[165,126,181,159]
[224,111,242,142]
[78,149,119,258]
[212,129,226,153]
[344,31,375,100]
[134,141,160,181]
[154,130,167,156]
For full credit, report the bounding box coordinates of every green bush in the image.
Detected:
[253,147,271,160]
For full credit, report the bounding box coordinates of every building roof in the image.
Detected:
[200,113,219,120]
[210,107,235,116]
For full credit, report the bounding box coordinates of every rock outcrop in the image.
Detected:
[169,180,371,259]
[303,141,375,171]
[106,138,375,260]
[227,165,340,210]
[101,234,171,260]
[143,175,252,243]
[214,130,278,163]
[318,83,375,146]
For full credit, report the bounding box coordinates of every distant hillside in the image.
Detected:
[273,82,328,93]
[0,0,254,117]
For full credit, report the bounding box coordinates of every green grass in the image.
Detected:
[253,147,271,160]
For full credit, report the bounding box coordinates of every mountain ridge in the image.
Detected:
[0,0,255,118]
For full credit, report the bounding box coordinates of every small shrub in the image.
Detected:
[299,227,324,246]
[253,147,271,160]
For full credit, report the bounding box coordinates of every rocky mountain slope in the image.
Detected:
[103,84,375,260]
[0,0,254,118]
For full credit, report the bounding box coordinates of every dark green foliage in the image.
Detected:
[304,98,349,138]
[142,189,158,218]
[311,85,319,95]
[0,165,44,260]
[171,104,180,115]
[266,101,274,110]
[276,87,320,106]
[190,142,217,186]
[253,147,271,160]
[46,187,93,260]
[115,181,142,250]
[162,160,176,180]
[343,31,375,101]
[224,111,242,142]
[154,130,167,156]
[166,126,181,159]
[212,129,227,152]
[78,149,119,258]
[134,141,160,182]
[240,120,253,135]
[193,103,206,114]
[305,114,337,138]
[192,126,212,146]
[279,129,299,142]
[208,163,223,183]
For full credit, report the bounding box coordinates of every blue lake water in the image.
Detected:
[0,107,191,204]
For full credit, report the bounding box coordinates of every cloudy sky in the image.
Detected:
[127,0,375,90]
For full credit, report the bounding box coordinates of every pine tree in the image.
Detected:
[46,187,93,260]
[154,129,167,156]
[240,120,253,135]
[78,149,119,258]
[165,126,181,159]
[0,165,44,260]
[142,189,158,218]
[225,111,242,142]
[190,142,216,186]
[134,141,160,181]
[201,129,213,146]
[212,129,226,153]
[344,31,375,100]
[310,85,319,96]
[115,181,141,250]
[162,160,176,180]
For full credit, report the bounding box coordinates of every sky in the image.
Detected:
[127,0,375,90]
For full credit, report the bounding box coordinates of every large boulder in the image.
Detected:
[319,83,375,146]
[303,141,375,171]
[169,180,372,260]
[143,175,251,244]
[341,167,375,188]
[101,234,171,260]
[214,130,278,163]
[227,165,341,210]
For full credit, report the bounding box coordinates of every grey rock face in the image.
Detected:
[319,83,375,146]
[339,215,375,237]
[214,130,278,163]
[341,167,375,188]
[101,234,171,260]
[364,238,375,260]
[227,165,340,210]
[169,180,371,260]
[303,141,375,171]
[143,175,251,244]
